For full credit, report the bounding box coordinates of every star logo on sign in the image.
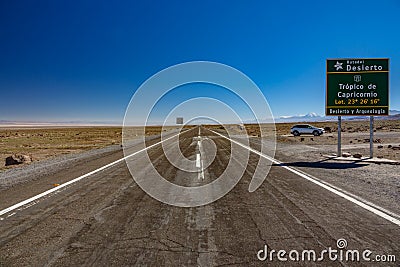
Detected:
[334,61,343,71]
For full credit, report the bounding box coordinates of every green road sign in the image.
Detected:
[326,58,389,116]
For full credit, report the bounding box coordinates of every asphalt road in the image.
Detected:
[0,126,399,266]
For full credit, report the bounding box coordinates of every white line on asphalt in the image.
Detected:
[210,130,400,227]
[196,154,201,168]
[0,129,189,217]
[200,156,204,180]
[196,134,205,180]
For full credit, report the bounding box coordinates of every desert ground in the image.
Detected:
[206,120,400,161]
[1,120,399,170]
[0,126,192,170]
[272,120,400,161]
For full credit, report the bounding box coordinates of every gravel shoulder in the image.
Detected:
[0,144,123,190]
[269,137,400,216]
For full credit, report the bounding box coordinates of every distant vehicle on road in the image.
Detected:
[290,124,325,136]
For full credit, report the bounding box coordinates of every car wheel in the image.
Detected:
[293,131,300,136]
[313,130,320,136]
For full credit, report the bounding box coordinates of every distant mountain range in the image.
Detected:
[389,109,400,115]
[0,120,120,126]
[276,112,326,123]
[275,110,400,123]
[1,110,399,126]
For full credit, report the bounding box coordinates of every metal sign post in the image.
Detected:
[337,116,342,157]
[370,116,374,158]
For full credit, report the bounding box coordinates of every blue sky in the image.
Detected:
[0,0,399,123]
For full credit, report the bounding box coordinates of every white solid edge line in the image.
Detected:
[196,154,201,168]
[0,129,189,217]
[200,157,205,180]
[210,130,400,227]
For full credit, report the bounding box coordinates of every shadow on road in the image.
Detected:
[273,158,369,169]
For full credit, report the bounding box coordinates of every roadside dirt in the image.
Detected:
[258,137,400,216]
[0,126,194,170]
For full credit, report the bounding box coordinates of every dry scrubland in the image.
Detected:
[0,127,122,169]
[265,120,400,161]
[0,126,193,170]
[209,120,400,161]
[219,120,400,137]
[273,120,400,136]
